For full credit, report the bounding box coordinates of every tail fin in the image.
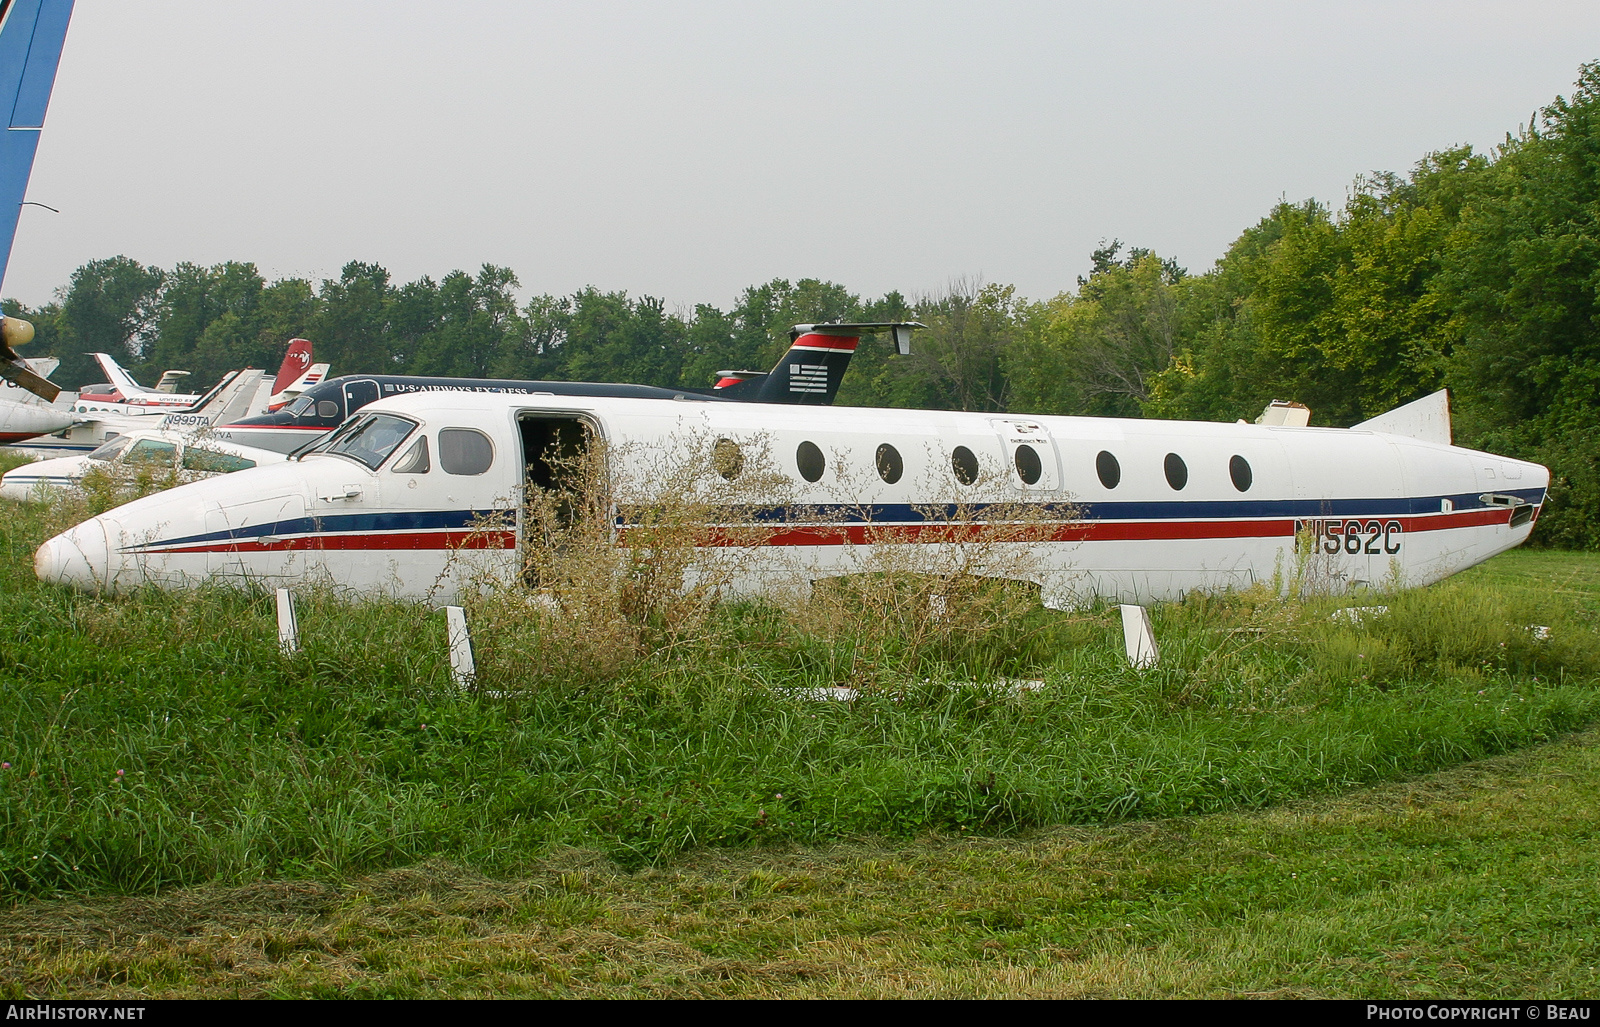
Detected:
[266,339,323,411]
[153,370,191,394]
[714,322,923,405]
[0,0,74,293]
[157,369,266,429]
[1351,389,1452,446]
[91,351,155,398]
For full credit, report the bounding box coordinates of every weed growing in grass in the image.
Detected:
[785,451,1081,683]
[460,434,796,687]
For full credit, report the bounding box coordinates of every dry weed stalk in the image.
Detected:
[464,433,793,684]
[464,432,1079,685]
[791,446,1079,675]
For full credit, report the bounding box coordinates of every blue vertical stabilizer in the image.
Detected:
[0,0,75,293]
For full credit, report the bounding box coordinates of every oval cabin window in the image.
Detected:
[1014,444,1043,486]
[1229,454,1252,492]
[796,441,825,483]
[713,438,744,480]
[951,446,979,486]
[876,443,903,484]
[1164,452,1188,490]
[1096,450,1121,489]
[440,428,494,475]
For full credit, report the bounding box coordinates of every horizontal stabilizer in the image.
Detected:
[1352,389,1452,446]
[154,370,192,393]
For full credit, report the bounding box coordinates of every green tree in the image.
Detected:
[312,261,394,376]
[1441,62,1600,546]
[55,256,164,388]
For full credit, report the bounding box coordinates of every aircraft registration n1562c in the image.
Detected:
[34,378,1547,607]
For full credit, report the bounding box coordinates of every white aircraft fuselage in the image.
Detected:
[0,380,72,443]
[34,391,1548,606]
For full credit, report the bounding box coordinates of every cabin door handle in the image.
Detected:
[318,486,363,502]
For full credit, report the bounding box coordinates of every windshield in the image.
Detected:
[283,395,314,418]
[87,436,133,462]
[125,439,179,467]
[317,413,417,470]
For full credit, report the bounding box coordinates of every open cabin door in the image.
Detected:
[517,413,601,584]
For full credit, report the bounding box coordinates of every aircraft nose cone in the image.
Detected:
[35,519,114,592]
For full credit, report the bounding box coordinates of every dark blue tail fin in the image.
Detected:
[713,322,922,405]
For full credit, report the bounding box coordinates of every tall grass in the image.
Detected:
[3,484,1600,898]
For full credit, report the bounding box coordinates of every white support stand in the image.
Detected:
[1120,603,1159,669]
[444,605,477,689]
[275,588,299,655]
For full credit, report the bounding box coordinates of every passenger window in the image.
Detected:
[713,438,744,480]
[1096,450,1121,489]
[124,439,178,467]
[876,443,903,484]
[1229,455,1253,492]
[182,449,255,473]
[1164,453,1188,490]
[951,446,979,486]
[392,436,430,474]
[796,441,825,483]
[1014,444,1042,486]
[440,428,494,475]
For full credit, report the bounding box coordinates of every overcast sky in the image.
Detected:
[6,0,1600,311]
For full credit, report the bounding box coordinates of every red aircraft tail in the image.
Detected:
[270,338,314,396]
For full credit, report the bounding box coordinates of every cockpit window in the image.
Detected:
[87,436,133,462]
[125,439,179,467]
[317,400,341,419]
[319,413,417,470]
[391,435,430,474]
[284,396,314,418]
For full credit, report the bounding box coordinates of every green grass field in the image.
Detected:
[2,486,1598,997]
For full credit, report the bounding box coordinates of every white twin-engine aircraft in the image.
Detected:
[34,324,1547,606]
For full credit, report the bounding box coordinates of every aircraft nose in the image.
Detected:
[35,519,114,592]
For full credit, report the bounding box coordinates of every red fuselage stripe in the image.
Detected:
[133,508,1514,557]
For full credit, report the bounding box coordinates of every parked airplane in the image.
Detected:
[0,354,71,441]
[0,0,74,402]
[79,352,206,408]
[1,425,285,501]
[70,342,318,420]
[207,323,920,454]
[33,382,1548,608]
[18,367,265,456]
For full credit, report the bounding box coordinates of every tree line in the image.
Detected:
[7,63,1600,546]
